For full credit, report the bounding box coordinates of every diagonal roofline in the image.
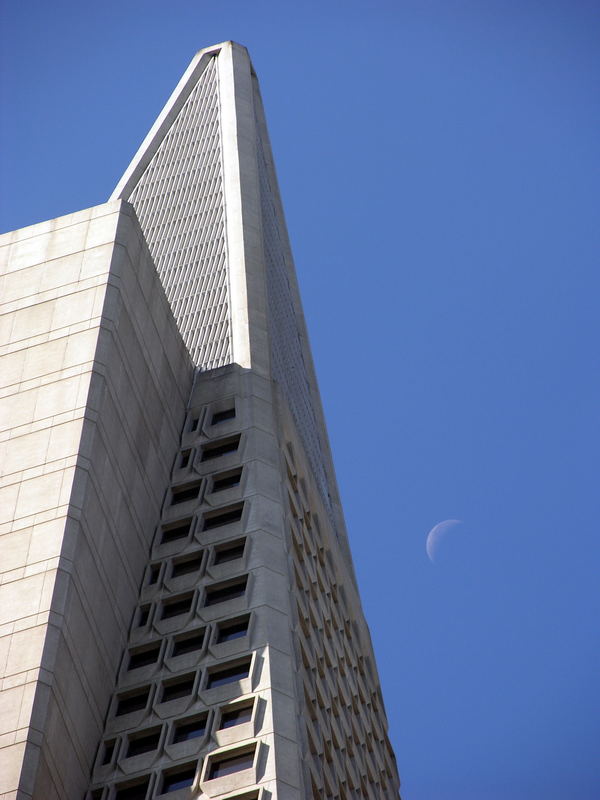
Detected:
[110,42,240,201]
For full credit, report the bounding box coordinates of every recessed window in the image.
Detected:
[136,605,151,627]
[201,435,240,461]
[115,778,149,800]
[211,407,236,425]
[204,577,247,607]
[211,468,242,492]
[160,593,193,620]
[219,701,254,729]
[171,551,203,579]
[190,416,199,432]
[160,520,191,545]
[203,504,243,531]
[172,714,208,743]
[179,449,192,469]
[128,643,161,671]
[126,728,161,758]
[116,687,150,716]
[171,628,205,657]
[216,616,249,643]
[170,482,201,505]
[207,747,255,779]
[213,539,246,565]
[101,739,116,765]
[147,563,161,585]
[161,763,197,793]
[160,674,195,703]
[206,658,251,689]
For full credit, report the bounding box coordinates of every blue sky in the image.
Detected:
[2,1,599,798]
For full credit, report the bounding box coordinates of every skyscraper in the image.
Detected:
[0,42,400,800]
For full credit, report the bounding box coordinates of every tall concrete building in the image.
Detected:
[0,42,400,800]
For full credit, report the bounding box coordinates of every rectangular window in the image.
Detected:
[171,629,205,657]
[102,739,116,765]
[208,747,255,779]
[136,605,150,627]
[219,701,254,729]
[206,658,251,689]
[160,594,193,620]
[115,779,149,800]
[128,643,161,671]
[213,539,246,565]
[147,563,161,585]
[211,468,242,493]
[216,616,249,643]
[171,483,201,505]
[171,551,203,578]
[116,688,150,716]
[204,577,247,607]
[126,728,161,758]
[179,449,192,469]
[211,407,236,425]
[161,764,197,793]
[172,714,208,743]
[160,674,195,703]
[160,520,191,545]
[203,504,243,531]
[201,435,240,461]
[190,416,199,432]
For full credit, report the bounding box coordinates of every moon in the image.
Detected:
[426,519,462,562]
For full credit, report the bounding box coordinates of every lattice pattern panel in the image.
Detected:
[127,57,232,369]
[257,137,332,519]
[284,447,401,799]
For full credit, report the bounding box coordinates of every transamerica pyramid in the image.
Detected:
[0,42,401,799]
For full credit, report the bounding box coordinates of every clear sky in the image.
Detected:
[2,2,599,798]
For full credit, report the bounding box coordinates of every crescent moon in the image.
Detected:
[426,519,462,562]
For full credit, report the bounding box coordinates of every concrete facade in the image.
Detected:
[0,204,193,798]
[1,42,401,799]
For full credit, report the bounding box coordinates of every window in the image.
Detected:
[160,594,193,620]
[128,643,160,670]
[214,539,246,565]
[101,739,116,765]
[136,605,150,627]
[171,551,203,578]
[160,520,191,545]
[160,674,195,703]
[170,482,201,505]
[211,407,236,425]
[203,504,243,531]
[216,616,249,643]
[207,747,255,779]
[116,688,149,716]
[161,764,197,793]
[147,563,161,585]
[218,701,254,729]
[171,713,208,743]
[126,728,161,758]
[115,779,149,800]
[190,416,199,432]
[179,449,192,469]
[211,469,242,493]
[206,658,251,689]
[201,435,240,461]
[171,628,205,657]
[204,577,247,607]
